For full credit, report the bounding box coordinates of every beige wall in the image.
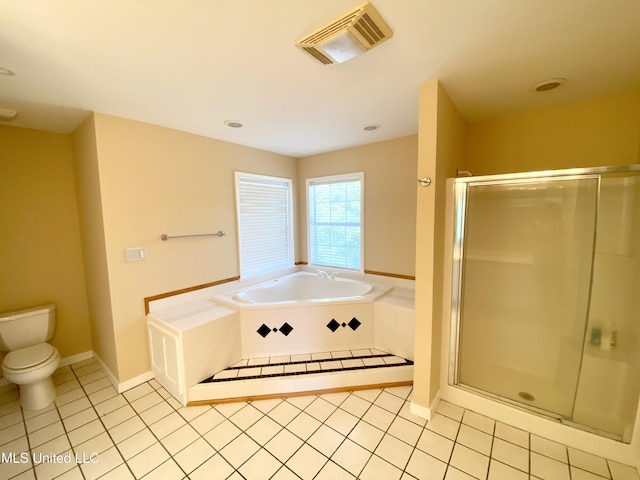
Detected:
[71,115,119,375]
[297,136,418,277]
[413,81,468,411]
[0,125,92,367]
[466,92,640,175]
[88,114,297,381]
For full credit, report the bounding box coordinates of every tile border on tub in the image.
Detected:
[200,353,413,384]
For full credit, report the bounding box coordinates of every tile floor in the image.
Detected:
[0,357,638,480]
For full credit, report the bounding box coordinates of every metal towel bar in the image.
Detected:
[161,231,225,241]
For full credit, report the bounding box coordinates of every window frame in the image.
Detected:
[235,171,294,279]
[306,172,364,273]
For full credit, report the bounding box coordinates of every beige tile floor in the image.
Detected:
[0,357,638,480]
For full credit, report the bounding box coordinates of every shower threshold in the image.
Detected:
[456,383,626,442]
[187,348,413,406]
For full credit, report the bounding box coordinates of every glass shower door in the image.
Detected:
[456,176,598,417]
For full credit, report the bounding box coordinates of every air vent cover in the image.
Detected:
[296,2,393,65]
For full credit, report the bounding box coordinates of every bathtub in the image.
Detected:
[232,271,374,304]
[215,271,392,358]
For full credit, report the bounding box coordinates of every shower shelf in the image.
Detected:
[584,342,632,363]
[465,250,532,264]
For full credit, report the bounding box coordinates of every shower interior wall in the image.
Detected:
[572,174,640,439]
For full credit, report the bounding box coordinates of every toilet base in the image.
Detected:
[18,376,56,411]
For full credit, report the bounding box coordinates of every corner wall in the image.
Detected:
[412,81,467,413]
[89,114,297,382]
[71,115,118,375]
[297,136,418,277]
[0,125,92,366]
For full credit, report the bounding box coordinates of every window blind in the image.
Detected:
[235,173,293,278]
[307,173,363,271]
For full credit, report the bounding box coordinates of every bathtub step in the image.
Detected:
[188,349,413,404]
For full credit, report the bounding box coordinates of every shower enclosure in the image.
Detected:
[449,164,640,442]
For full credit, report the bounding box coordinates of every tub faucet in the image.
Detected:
[317,270,330,279]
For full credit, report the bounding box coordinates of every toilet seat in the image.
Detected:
[3,343,57,370]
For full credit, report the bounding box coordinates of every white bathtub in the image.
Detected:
[232,271,374,304]
[214,271,392,357]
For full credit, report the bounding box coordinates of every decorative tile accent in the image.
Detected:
[257,324,271,338]
[327,319,341,332]
[279,322,293,336]
[348,317,361,331]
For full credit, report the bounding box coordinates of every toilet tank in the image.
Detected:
[0,304,56,351]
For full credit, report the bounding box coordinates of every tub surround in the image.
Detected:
[146,269,415,406]
[143,276,240,315]
[213,272,392,360]
[228,271,374,304]
[147,299,240,405]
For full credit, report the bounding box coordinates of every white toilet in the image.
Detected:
[0,304,61,410]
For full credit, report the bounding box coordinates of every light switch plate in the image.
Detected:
[124,247,147,263]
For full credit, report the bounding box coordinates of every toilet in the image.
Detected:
[0,304,60,410]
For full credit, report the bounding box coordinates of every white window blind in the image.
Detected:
[307,172,363,271]
[235,172,293,278]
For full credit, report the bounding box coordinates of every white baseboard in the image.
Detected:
[117,371,154,393]
[410,391,441,421]
[59,350,93,368]
[88,352,153,393]
[92,353,119,390]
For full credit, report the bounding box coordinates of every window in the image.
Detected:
[307,172,363,271]
[235,172,294,278]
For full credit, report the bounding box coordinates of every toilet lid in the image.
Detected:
[3,343,56,370]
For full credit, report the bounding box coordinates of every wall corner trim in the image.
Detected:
[117,371,154,394]
[93,353,119,390]
[93,352,153,393]
[410,391,441,421]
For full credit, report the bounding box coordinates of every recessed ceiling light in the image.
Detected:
[223,120,243,128]
[0,67,16,76]
[530,78,567,92]
[363,123,380,131]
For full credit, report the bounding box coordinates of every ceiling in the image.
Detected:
[1,1,639,157]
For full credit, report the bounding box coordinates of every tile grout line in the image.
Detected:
[57,360,180,480]
[116,381,210,479]
[376,388,420,477]
[28,367,81,480]
[2,359,635,480]
[67,360,139,480]
[212,397,297,478]
[197,356,409,477]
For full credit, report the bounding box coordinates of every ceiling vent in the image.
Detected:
[295,2,393,65]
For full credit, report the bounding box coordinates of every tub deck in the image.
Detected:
[146,270,415,406]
